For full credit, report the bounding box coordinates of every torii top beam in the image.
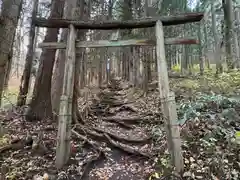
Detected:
[33,12,204,30]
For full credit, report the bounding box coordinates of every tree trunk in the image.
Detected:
[181,44,189,74]
[230,3,240,68]
[26,0,65,121]
[196,4,204,75]
[121,0,132,81]
[17,0,38,106]
[98,49,103,87]
[236,9,240,50]
[133,47,140,87]
[181,2,189,74]
[222,0,235,69]
[211,1,223,74]
[73,1,89,123]
[203,21,210,69]
[0,0,23,106]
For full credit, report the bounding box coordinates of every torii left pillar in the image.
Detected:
[56,24,76,168]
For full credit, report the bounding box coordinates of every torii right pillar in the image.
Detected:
[155,20,184,172]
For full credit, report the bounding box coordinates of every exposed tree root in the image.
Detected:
[110,120,134,129]
[104,133,152,158]
[116,104,138,113]
[99,101,128,107]
[109,91,124,96]
[79,151,103,180]
[71,129,100,150]
[73,125,152,159]
[108,105,138,115]
[71,129,105,180]
[102,116,154,123]
[92,126,150,143]
[75,123,149,143]
[75,125,104,139]
[0,136,33,153]
[100,117,134,129]
[31,132,48,155]
[0,144,19,153]
[75,124,148,143]
[69,77,156,178]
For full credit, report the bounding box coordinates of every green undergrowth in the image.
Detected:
[171,70,240,95]
[0,134,10,146]
[1,87,19,108]
[171,69,240,124]
[172,64,201,73]
[178,92,240,125]
[171,63,224,73]
[1,88,33,109]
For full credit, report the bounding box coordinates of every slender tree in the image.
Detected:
[0,0,23,106]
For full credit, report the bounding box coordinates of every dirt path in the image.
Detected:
[78,78,157,180]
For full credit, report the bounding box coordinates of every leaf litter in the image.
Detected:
[0,76,240,179]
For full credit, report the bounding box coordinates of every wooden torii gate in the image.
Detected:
[34,13,203,171]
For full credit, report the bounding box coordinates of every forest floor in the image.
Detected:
[1,71,240,180]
